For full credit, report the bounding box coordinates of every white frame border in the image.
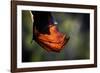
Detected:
[17,5,94,68]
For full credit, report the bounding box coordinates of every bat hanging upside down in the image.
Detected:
[31,11,69,52]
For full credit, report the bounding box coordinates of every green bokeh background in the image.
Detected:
[22,10,90,62]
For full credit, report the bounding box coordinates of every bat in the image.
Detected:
[31,11,69,52]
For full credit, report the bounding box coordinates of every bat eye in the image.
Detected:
[54,21,58,25]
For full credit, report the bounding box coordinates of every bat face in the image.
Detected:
[32,11,69,52]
